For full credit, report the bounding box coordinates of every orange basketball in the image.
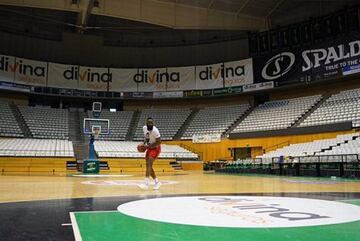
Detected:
[137,144,147,153]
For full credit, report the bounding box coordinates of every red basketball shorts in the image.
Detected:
[146,146,161,159]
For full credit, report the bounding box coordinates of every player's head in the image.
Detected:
[146,117,154,131]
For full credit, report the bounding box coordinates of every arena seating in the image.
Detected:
[18,106,69,139]
[232,95,321,133]
[0,138,74,157]
[181,104,250,139]
[94,141,198,159]
[300,88,360,128]
[256,133,359,162]
[321,134,360,155]
[133,108,192,140]
[0,101,23,137]
[87,110,134,140]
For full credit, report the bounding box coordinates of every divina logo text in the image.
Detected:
[199,64,245,80]
[63,66,112,82]
[133,70,180,83]
[0,57,45,77]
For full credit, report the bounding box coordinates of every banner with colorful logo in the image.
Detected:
[133,68,167,92]
[166,66,195,91]
[0,53,255,92]
[110,68,138,92]
[78,66,111,91]
[224,58,253,87]
[14,58,47,86]
[195,63,224,90]
[48,63,78,89]
[0,54,15,83]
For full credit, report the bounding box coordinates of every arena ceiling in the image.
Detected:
[0,0,358,31]
[0,0,358,47]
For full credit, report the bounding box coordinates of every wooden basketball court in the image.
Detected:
[0,171,359,241]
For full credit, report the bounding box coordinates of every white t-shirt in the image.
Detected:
[143,126,161,144]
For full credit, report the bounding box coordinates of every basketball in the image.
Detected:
[137,144,147,153]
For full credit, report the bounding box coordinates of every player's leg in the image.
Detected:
[151,167,156,179]
[138,152,151,190]
[150,147,161,190]
[146,156,154,177]
[146,156,156,179]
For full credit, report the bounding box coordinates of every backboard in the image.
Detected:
[83,118,110,135]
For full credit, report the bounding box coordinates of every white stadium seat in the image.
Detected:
[0,139,74,157]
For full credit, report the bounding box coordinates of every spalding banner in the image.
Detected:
[253,32,360,85]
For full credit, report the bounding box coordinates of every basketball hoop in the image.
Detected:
[93,129,100,139]
[92,126,101,139]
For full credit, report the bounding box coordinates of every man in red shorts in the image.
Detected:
[138,117,162,190]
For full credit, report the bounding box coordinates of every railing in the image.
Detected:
[270,154,360,164]
[225,154,360,166]
[264,141,290,153]
[178,143,203,161]
[95,150,199,159]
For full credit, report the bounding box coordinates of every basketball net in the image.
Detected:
[93,129,100,139]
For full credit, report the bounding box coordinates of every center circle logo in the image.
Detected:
[117,196,360,228]
[262,52,295,80]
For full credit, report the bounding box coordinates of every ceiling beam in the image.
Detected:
[208,0,216,10]
[0,0,265,30]
[266,0,285,18]
[236,0,250,18]
[77,0,94,33]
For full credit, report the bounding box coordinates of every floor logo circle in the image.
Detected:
[74,174,133,178]
[82,180,178,186]
[117,196,360,228]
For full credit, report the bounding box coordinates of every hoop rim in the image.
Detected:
[92,125,101,138]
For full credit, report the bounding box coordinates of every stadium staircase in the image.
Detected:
[173,108,200,140]
[126,110,141,141]
[291,93,333,127]
[68,111,88,171]
[223,105,256,137]
[9,103,32,138]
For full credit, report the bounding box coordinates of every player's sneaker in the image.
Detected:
[153,181,161,190]
[138,183,149,190]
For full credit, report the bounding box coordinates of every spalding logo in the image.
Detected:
[261,52,295,80]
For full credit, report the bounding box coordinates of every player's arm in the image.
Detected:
[147,137,161,149]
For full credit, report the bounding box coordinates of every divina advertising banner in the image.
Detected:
[253,32,360,85]
[14,57,47,86]
[0,54,254,92]
[0,54,16,84]
[78,66,111,91]
[48,63,78,89]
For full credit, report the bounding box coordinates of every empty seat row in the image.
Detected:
[0,138,74,157]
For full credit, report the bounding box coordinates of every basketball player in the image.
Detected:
[138,117,162,190]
